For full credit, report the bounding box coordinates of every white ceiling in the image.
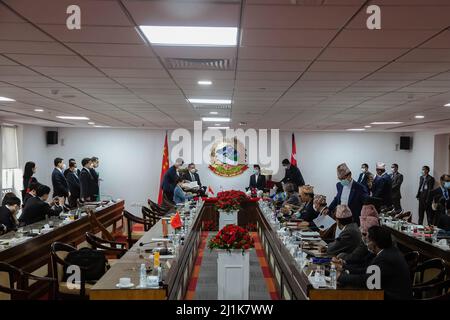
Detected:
[0,0,450,131]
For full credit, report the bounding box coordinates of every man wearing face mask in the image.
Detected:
[0,196,21,234]
[182,163,205,196]
[357,163,373,192]
[428,174,450,225]
[329,163,369,225]
[390,163,404,213]
[162,158,184,202]
[249,164,266,191]
[280,159,305,190]
[51,157,69,205]
[416,165,435,225]
[372,162,393,210]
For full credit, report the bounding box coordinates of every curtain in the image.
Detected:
[1,125,19,169]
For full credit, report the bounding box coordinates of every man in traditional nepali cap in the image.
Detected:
[328,163,369,224]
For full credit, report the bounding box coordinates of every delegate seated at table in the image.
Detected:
[19,185,63,226]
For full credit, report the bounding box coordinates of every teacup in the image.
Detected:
[119,277,131,286]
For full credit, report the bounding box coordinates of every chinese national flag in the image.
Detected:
[170,211,183,229]
[290,133,297,166]
[158,132,169,205]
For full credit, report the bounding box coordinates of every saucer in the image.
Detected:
[116,283,134,288]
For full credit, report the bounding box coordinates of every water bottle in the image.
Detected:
[330,264,337,289]
[139,263,147,288]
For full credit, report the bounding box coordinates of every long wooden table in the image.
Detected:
[0,200,124,299]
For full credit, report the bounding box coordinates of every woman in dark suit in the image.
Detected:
[23,161,38,194]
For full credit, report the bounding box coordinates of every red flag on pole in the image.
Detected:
[290,133,297,166]
[158,132,169,205]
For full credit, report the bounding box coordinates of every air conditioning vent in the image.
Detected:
[165,58,235,70]
[193,104,231,110]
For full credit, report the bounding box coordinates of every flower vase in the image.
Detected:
[218,209,238,230]
[217,249,250,300]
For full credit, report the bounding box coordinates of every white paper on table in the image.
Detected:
[151,238,170,242]
[313,214,336,231]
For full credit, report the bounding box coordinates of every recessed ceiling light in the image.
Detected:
[364,125,372,128]
[239,122,247,126]
[56,116,90,120]
[215,123,220,126]
[88,122,95,125]
[370,122,403,125]
[93,125,110,128]
[207,126,229,130]
[139,26,238,46]
[444,103,450,107]
[0,96,15,102]
[198,80,212,85]
[188,98,232,104]
[347,128,366,131]
[209,111,218,115]
[202,117,230,122]
[415,115,425,119]
[34,109,44,112]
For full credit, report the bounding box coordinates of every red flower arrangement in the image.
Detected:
[202,219,217,231]
[208,224,255,253]
[215,190,248,212]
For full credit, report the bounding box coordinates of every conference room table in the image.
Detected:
[0,200,124,299]
[91,199,384,300]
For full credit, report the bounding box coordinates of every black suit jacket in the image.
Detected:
[80,168,96,201]
[162,166,178,193]
[339,246,413,300]
[299,201,318,223]
[249,174,266,190]
[0,205,17,233]
[372,173,393,206]
[281,165,305,190]
[67,171,81,199]
[89,168,100,197]
[19,196,63,226]
[428,186,450,208]
[182,171,202,187]
[51,168,69,197]
[22,193,35,207]
[390,172,404,200]
[416,175,435,199]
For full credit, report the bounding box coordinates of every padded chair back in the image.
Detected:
[0,262,25,300]
[87,208,114,241]
[414,279,450,300]
[85,232,127,258]
[413,258,447,287]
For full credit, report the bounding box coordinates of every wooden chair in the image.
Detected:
[85,232,127,259]
[123,210,154,248]
[413,279,450,300]
[148,199,170,216]
[141,206,161,225]
[162,193,175,209]
[0,262,56,300]
[86,208,115,242]
[50,242,91,299]
[413,258,447,287]
[404,251,420,282]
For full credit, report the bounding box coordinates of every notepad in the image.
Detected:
[313,214,336,231]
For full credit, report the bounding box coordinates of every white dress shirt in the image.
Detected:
[340,179,353,205]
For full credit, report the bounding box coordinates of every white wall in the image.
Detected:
[18,124,444,220]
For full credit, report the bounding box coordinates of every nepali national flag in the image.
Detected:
[290,133,297,167]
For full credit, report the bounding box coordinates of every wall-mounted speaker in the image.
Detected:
[400,136,411,150]
[46,131,58,145]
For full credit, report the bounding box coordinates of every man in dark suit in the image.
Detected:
[67,161,81,208]
[51,158,69,205]
[19,185,63,226]
[372,162,393,210]
[80,158,96,202]
[337,226,413,300]
[182,163,206,196]
[390,163,404,212]
[416,165,435,225]
[329,163,369,224]
[326,204,361,256]
[90,156,100,201]
[64,158,81,178]
[357,163,373,193]
[0,196,21,234]
[249,164,266,190]
[298,185,318,223]
[162,158,184,202]
[280,159,305,190]
[428,174,450,225]
[22,181,40,207]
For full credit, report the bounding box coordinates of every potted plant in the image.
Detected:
[215,190,248,229]
[208,224,255,299]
